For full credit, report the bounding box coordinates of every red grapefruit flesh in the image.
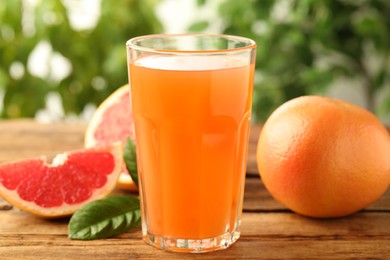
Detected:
[0,143,122,218]
[85,85,137,191]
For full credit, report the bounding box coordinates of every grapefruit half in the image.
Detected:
[0,143,122,218]
[85,85,137,191]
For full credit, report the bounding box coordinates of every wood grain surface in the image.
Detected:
[0,120,389,259]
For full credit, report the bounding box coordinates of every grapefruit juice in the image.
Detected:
[127,34,256,253]
[130,55,254,239]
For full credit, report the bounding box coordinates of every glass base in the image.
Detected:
[143,230,240,253]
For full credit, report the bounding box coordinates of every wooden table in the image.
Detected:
[0,120,389,259]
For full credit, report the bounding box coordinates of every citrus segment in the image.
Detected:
[0,143,122,218]
[257,96,390,218]
[85,86,135,147]
[85,85,137,191]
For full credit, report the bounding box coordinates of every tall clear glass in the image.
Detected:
[126,34,256,253]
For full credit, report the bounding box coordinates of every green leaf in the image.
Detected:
[188,21,209,32]
[196,0,206,6]
[374,69,386,91]
[68,195,141,240]
[123,137,139,187]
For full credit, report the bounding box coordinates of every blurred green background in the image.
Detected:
[0,0,389,123]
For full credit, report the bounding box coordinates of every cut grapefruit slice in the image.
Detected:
[85,85,137,191]
[0,143,122,218]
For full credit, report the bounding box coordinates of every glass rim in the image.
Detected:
[126,33,256,55]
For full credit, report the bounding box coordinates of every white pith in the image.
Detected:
[51,153,68,167]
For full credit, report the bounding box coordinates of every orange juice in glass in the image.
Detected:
[126,34,256,253]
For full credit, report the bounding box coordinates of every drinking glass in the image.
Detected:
[126,34,256,253]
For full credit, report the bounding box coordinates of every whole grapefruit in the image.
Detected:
[256,96,390,218]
